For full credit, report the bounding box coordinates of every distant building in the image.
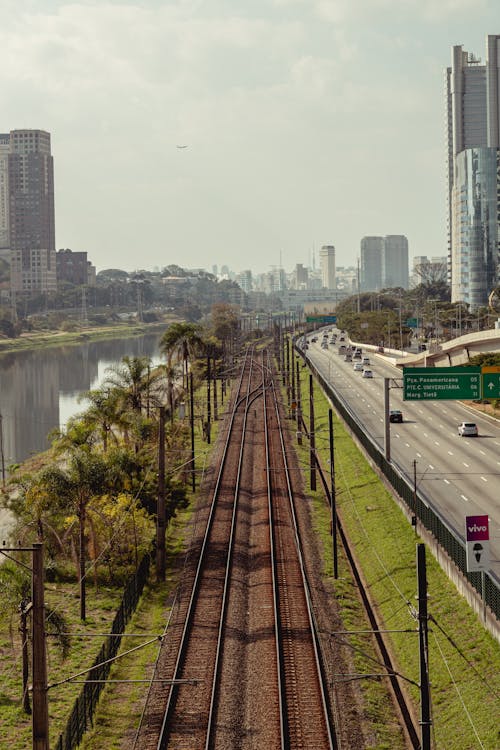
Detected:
[319,245,336,289]
[4,129,56,293]
[294,263,309,289]
[360,236,383,291]
[56,249,96,287]
[0,134,9,258]
[383,235,409,289]
[361,235,408,290]
[446,35,500,309]
[236,269,252,293]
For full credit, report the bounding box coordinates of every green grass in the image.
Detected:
[0,583,122,749]
[293,360,500,750]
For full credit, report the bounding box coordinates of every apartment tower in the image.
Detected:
[319,245,336,289]
[5,129,56,293]
[446,36,500,309]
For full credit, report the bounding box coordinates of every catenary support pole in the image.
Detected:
[156,406,166,581]
[190,373,196,492]
[32,543,49,750]
[417,544,431,750]
[329,409,338,579]
[309,374,316,491]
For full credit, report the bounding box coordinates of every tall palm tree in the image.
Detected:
[103,355,163,414]
[36,449,109,621]
[160,322,204,388]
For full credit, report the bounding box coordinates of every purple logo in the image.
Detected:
[466,515,489,542]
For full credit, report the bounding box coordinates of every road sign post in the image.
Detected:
[403,367,481,401]
[465,515,490,573]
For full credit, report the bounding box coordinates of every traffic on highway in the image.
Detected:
[301,327,500,581]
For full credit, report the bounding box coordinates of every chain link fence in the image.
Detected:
[54,552,151,750]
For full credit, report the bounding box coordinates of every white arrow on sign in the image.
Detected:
[488,382,494,390]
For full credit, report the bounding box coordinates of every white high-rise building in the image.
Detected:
[446,36,500,309]
[319,245,336,290]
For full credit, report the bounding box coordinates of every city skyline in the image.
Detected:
[1,4,499,274]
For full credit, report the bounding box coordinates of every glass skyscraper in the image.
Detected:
[446,36,500,310]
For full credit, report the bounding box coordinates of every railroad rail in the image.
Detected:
[134,349,336,749]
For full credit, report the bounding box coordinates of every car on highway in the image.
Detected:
[344,353,353,362]
[362,357,370,366]
[389,410,403,423]
[458,422,478,437]
[353,351,362,360]
[362,369,373,378]
[353,362,363,371]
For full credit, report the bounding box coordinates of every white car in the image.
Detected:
[362,369,373,378]
[458,422,478,437]
[362,357,370,366]
[353,362,363,371]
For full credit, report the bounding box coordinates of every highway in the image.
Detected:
[304,328,500,581]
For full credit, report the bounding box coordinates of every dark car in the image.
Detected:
[389,410,403,423]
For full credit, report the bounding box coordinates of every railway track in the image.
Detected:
[134,349,335,749]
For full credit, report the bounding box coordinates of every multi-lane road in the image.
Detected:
[304,329,500,581]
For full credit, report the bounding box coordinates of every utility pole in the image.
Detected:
[309,374,316,491]
[329,410,338,579]
[206,354,211,444]
[213,355,218,421]
[384,378,391,462]
[296,359,302,444]
[190,373,196,492]
[32,543,49,750]
[417,544,432,750]
[0,411,5,485]
[156,406,166,581]
[286,338,291,407]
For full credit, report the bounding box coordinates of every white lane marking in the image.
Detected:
[434,441,440,446]
[395,433,400,438]
[444,479,450,484]
[424,432,429,438]
[419,410,424,414]
[429,464,434,470]
[480,476,487,482]
[405,443,410,447]
[479,450,486,455]
[447,451,454,455]
[493,442,500,447]
[416,452,422,458]
[463,462,469,468]
[461,494,469,502]
[439,424,444,428]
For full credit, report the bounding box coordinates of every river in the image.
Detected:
[0,332,163,539]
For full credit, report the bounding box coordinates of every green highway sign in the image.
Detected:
[481,367,500,399]
[406,317,419,328]
[403,367,481,401]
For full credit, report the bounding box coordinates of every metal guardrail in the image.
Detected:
[55,552,151,750]
[300,348,500,622]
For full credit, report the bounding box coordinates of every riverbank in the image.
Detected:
[0,318,175,355]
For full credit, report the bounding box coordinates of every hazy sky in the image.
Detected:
[1,1,498,274]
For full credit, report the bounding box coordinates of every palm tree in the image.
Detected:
[36,449,109,621]
[77,386,123,453]
[160,322,204,389]
[104,355,162,414]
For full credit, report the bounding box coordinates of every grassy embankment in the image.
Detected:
[0,379,222,749]
[0,319,173,355]
[293,360,499,750]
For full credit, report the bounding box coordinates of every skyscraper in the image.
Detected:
[446,36,500,309]
[5,129,56,293]
[0,134,9,259]
[382,235,409,289]
[360,236,383,291]
[319,245,336,289]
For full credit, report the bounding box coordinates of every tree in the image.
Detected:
[103,355,163,416]
[160,322,204,388]
[36,450,109,621]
